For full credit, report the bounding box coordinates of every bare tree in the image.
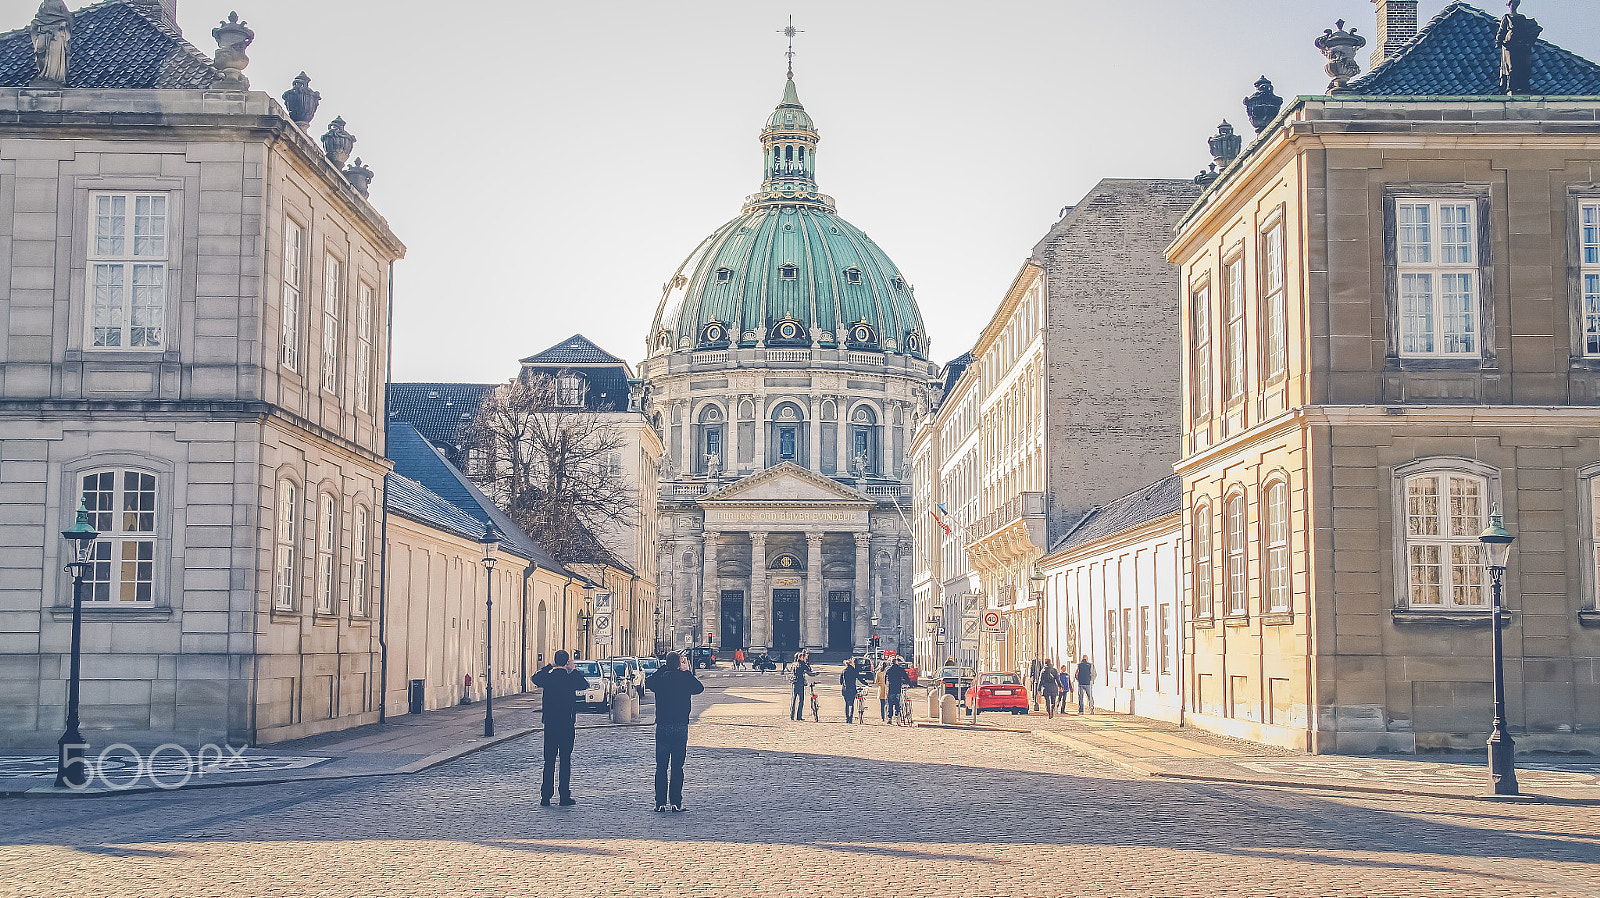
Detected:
[463,373,633,566]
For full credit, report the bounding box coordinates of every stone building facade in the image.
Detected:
[645,73,936,656]
[0,1,407,748]
[1172,4,1600,752]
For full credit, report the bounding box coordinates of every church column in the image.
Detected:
[657,538,674,653]
[895,537,913,653]
[853,532,870,650]
[880,404,894,478]
[808,402,822,472]
[677,400,693,476]
[701,532,719,647]
[749,532,768,652]
[804,532,824,650]
[837,401,852,475]
[753,394,767,470]
[727,397,742,475]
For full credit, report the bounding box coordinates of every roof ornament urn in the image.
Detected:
[210,11,254,90]
[1243,76,1284,132]
[1496,0,1543,95]
[28,0,71,88]
[1208,121,1242,168]
[321,117,356,167]
[1316,20,1367,93]
[343,158,374,197]
[282,72,320,128]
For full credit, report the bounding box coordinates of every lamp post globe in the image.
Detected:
[478,523,500,738]
[55,500,99,788]
[1477,507,1518,796]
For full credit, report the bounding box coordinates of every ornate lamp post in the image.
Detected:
[578,581,595,661]
[1478,509,1518,795]
[56,501,99,789]
[479,523,500,738]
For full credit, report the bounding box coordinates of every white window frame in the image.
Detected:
[352,506,369,618]
[1224,490,1248,617]
[1194,502,1214,619]
[1399,469,1489,610]
[322,254,343,394]
[1222,252,1247,401]
[356,282,374,412]
[556,375,585,408]
[275,480,297,610]
[1158,603,1172,675]
[1396,198,1479,358]
[79,469,158,605]
[1139,606,1153,674]
[281,219,304,371]
[316,492,338,615]
[88,192,169,351]
[1580,463,1600,612]
[1261,219,1288,380]
[1191,281,1212,419]
[1579,201,1600,357]
[1264,479,1291,613]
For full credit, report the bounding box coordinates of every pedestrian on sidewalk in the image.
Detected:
[1039,659,1060,718]
[1028,657,1044,711]
[790,651,814,720]
[530,650,590,807]
[841,658,864,723]
[733,648,745,669]
[646,650,704,813]
[1057,665,1072,715]
[874,663,889,721]
[885,658,911,721]
[1076,656,1095,714]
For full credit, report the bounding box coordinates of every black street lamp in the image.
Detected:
[56,500,99,789]
[577,580,595,661]
[1478,507,1517,796]
[479,523,500,738]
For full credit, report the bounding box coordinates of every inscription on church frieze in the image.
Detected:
[706,508,868,526]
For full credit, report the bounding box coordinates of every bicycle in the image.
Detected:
[809,682,820,722]
[855,690,867,724]
[894,690,915,726]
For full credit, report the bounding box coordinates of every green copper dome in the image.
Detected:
[648,77,929,360]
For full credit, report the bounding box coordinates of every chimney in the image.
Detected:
[1370,0,1418,69]
[129,0,181,35]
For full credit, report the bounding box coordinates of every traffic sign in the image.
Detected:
[997,616,1011,635]
[960,617,979,649]
[961,593,982,617]
[982,610,1000,628]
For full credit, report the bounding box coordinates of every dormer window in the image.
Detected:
[779,263,798,281]
[849,322,877,347]
[700,321,730,347]
[890,276,905,292]
[556,374,585,407]
[716,267,732,284]
[845,267,862,285]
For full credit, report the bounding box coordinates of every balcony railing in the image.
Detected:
[766,349,809,363]
[864,483,911,501]
[968,491,1046,544]
[848,351,884,367]
[691,351,728,368]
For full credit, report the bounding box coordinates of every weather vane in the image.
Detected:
[778,15,803,79]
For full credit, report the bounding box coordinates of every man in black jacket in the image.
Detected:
[645,651,704,812]
[1076,656,1095,715]
[530,650,589,806]
[790,651,814,720]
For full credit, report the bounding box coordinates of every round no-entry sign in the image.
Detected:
[983,610,1000,628]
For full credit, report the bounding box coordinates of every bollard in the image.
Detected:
[928,690,940,719]
[627,691,642,724]
[940,694,960,725]
[611,693,629,724]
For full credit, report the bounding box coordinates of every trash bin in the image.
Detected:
[408,679,425,715]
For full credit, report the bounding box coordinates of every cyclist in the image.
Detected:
[886,658,911,723]
[840,658,865,723]
[790,651,814,721]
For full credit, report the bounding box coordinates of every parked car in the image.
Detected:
[636,656,661,678]
[571,660,614,712]
[966,671,1029,715]
[691,646,718,669]
[938,666,975,701]
[611,657,644,698]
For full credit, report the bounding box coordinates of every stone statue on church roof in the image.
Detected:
[29,0,71,88]
[1497,0,1543,96]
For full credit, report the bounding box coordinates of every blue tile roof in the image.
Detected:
[385,474,494,545]
[519,334,628,367]
[386,422,569,575]
[0,1,220,89]
[1348,2,1600,97]
[1050,474,1182,554]
[386,383,498,464]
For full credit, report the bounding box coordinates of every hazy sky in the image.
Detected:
[161,1,1600,380]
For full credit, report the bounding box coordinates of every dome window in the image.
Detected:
[699,321,731,348]
[716,267,733,284]
[844,267,862,285]
[905,331,922,354]
[890,276,905,292]
[848,320,877,348]
[769,313,810,347]
[779,263,799,281]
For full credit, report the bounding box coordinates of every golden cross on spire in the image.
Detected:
[778,15,803,79]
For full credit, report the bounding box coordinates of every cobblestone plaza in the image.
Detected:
[4,680,1597,897]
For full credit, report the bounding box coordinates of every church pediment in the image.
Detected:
[699,462,873,506]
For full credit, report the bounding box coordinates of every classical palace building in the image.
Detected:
[643,71,937,656]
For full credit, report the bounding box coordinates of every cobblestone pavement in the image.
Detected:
[3,680,1598,898]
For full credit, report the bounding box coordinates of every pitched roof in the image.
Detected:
[519,334,628,367]
[386,422,569,575]
[386,383,499,457]
[1348,2,1600,97]
[1050,474,1182,554]
[385,473,496,545]
[0,1,221,90]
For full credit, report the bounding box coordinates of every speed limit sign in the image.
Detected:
[982,610,1000,629]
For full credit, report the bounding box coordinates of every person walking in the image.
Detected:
[733,648,745,670]
[790,651,814,720]
[1038,659,1060,719]
[1028,657,1044,711]
[874,663,890,721]
[1076,656,1095,714]
[841,658,864,723]
[530,650,590,807]
[885,658,911,721]
[646,650,704,813]
[1057,664,1073,715]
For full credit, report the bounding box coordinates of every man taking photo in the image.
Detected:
[530,650,589,806]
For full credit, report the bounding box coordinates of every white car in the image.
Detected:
[571,660,614,712]
[610,657,644,699]
[633,657,661,696]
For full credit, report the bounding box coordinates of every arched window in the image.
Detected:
[316,492,339,614]
[1224,491,1248,616]
[352,506,370,617]
[80,470,157,604]
[275,479,298,610]
[1403,469,1488,608]
[556,375,585,407]
[1264,480,1291,613]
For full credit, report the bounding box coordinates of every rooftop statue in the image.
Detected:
[1497,0,1543,95]
[29,0,71,87]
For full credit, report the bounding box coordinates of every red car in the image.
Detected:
[966,671,1029,715]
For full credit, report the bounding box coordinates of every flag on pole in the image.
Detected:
[930,507,952,535]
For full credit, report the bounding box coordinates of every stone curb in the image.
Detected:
[2,720,650,800]
[1031,731,1596,806]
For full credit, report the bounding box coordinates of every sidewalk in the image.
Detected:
[2,691,651,798]
[1021,709,1600,802]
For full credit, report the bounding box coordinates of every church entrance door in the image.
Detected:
[827,592,853,653]
[720,590,745,650]
[771,589,801,653]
